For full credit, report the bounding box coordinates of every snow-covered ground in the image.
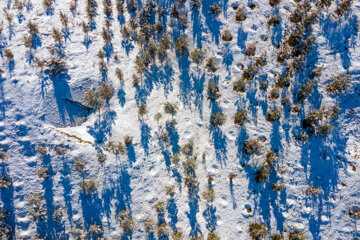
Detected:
[0,0,360,239]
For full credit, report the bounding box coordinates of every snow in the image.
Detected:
[0,0,360,239]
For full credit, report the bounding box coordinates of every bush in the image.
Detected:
[0,150,6,162]
[97,153,107,166]
[52,28,64,44]
[211,112,226,126]
[272,183,285,192]
[184,173,198,191]
[35,146,49,157]
[255,167,270,182]
[234,110,247,126]
[154,202,165,213]
[0,177,11,189]
[170,153,181,165]
[98,82,114,100]
[243,138,261,156]
[326,74,350,94]
[269,0,280,7]
[80,179,99,194]
[269,87,280,100]
[248,223,267,240]
[164,102,177,116]
[305,186,322,196]
[233,78,247,93]
[157,223,169,238]
[181,141,194,156]
[124,135,133,146]
[297,80,315,101]
[201,189,215,202]
[209,3,221,17]
[288,231,306,240]
[165,185,175,196]
[245,44,256,57]
[70,227,85,239]
[207,232,220,240]
[267,15,280,27]
[175,34,188,55]
[206,57,218,73]
[183,158,197,173]
[3,49,14,60]
[266,109,282,122]
[207,81,221,100]
[221,29,233,41]
[138,102,147,118]
[191,0,201,10]
[335,0,353,17]
[242,64,258,80]
[190,48,205,65]
[89,224,102,235]
[271,234,283,240]
[235,7,247,21]
[144,218,155,233]
[52,208,64,221]
[36,168,50,180]
[29,208,47,221]
[172,230,184,240]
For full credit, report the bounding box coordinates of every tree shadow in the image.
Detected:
[79,193,103,233]
[203,203,217,232]
[87,110,116,146]
[165,121,180,155]
[167,196,178,231]
[202,0,221,45]
[140,120,151,156]
[237,23,248,52]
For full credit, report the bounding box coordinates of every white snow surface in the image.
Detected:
[0,0,359,239]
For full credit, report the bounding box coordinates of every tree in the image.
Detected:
[175,34,189,56]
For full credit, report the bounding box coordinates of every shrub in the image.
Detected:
[349,209,360,219]
[138,102,147,118]
[267,15,280,27]
[165,185,175,196]
[157,223,169,238]
[335,0,353,17]
[221,29,233,41]
[326,74,351,94]
[191,0,201,10]
[35,146,49,157]
[80,179,99,194]
[170,153,181,165]
[3,9,13,24]
[207,232,220,240]
[207,81,221,100]
[98,82,114,100]
[175,34,188,55]
[211,112,226,126]
[29,208,47,221]
[310,66,324,79]
[183,158,197,173]
[172,230,184,240]
[36,168,50,179]
[124,135,133,146]
[46,56,68,75]
[154,202,165,213]
[60,11,68,27]
[52,28,64,44]
[0,149,7,162]
[269,87,280,100]
[242,64,258,80]
[272,183,285,192]
[206,57,218,73]
[89,224,102,235]
[248,223,267,240]
[190,48,205,65]
[235,7,247,21]
[0,177,11,189]
[161,33,172,50]
[202,189,215,202]
[144,218,155,233]
[209,3,221,17]
[269,0,280,7]
[171,3,180,19]
[234,110,247,126]
[52,207,64,221]
[164,102,177,116]
[132,74,140,86]
[288,231,306,240]
[3,49,14,60]
[271,234,283,240]
[85,90,102,109]
[297,81,315,101]
[243,138,261,156]
[184,173,198,190]
[265,151,277,166]
[233,78,247,93]
[255,53,267,67]
[305,187,322,196]
[266,109,282,122]
[181,141,194,156]
[55,146,68,156]
[97,153,107,166]
[255,167,270,182]
[42,0,53,9]
[245,44,256,57]
[27,194,43,207]
[70,227,85,239]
